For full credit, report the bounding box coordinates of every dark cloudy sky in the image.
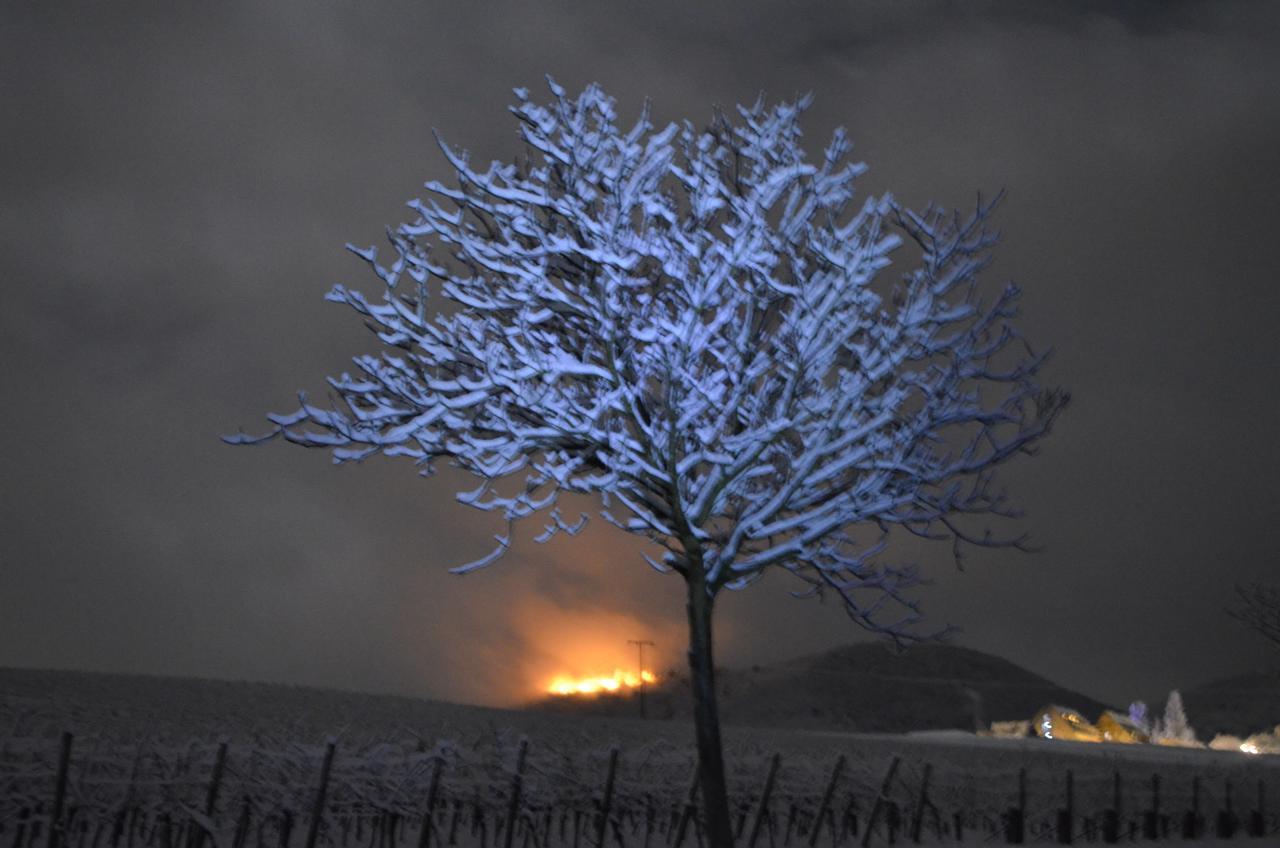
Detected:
[3,1,1279,711]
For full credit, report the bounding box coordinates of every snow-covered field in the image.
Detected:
[3,669,1277,846]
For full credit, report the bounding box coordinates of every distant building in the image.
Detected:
[1034,705,1103,742]
[1096,710,1149,744]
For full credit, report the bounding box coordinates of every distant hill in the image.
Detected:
[0,666,519,744]
[1181,670,1280,738]
[7,655,1273,742]
[529,642,1114,733]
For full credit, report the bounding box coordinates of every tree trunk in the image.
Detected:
[686,573,734,848]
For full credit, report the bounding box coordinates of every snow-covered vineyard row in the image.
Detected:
[3,728,1280,847]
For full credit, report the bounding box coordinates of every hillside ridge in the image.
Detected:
[531,641,1116,733]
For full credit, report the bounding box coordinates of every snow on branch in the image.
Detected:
[227,78,1068,640]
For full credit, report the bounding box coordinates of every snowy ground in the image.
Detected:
[2,669,1277,845]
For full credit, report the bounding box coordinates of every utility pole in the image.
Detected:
[627,639,655,719]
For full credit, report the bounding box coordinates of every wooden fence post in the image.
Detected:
[279,810,294,848]
[232,797,252,848]
[1216,778,1237,838]
[446,802,460,847]
[1100,771,1120,844]
[48,732,74,848]
[502,740,529,848]
[909,763,932,844]
[471,803,486,848]
[840,795,858,842]
[808,755,845,848]
[417,758,444,848]
[860,756,899,848]
[642,797,655,848]
[303,741,336,848]
[14,807,31,848]
[110,806,128,848]
[747,755,781,848]
[673,761,702,848]
[1002,768,1025,844]
[883,803,899,846]
[595,749,619,848]
[1248,779,1265,837]
[1141,774,1159,840]
[1055,769,1072,845]
[1182,776,1200,839]
[189,742,228,848]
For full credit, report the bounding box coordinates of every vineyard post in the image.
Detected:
[840,793,858,843]
[1216,778,1236,838]
[808,756,845,848]
[1054,769,1072,845]
[1248,779,1265,837]
[859,756,899,848]
[280,810,294,848]
[595,749,619,848]
[673,760,702,848]
[189,741,228,848]
[1100,771,1120,844]
[15,806,32,848]
[417,758,444,848]
[232,797,252,848]
[884,803,899,846]
[1002,768,1025,844]
[110,807,127,848]
[1184,775,1201,839]
[909,762,932,844]
[502,740,529,848]
[747,754,780,848]
[47,732,74,848]
[303,740,337,848]
[1141,773,1159,840]
[116,742,146,848]
[446,801,460,847]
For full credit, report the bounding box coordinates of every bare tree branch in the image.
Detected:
[1228,582,1280,649]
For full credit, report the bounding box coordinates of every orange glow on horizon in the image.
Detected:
[506,594,675,703]
[547,669,657,696]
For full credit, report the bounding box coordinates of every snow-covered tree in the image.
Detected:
[227,79,1067,846]
[1160,689,1197,744]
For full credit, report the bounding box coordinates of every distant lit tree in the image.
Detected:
[227,79,1068,847]
[1159,689,1196,744]
[1127,700,1149,734]
[1228,582,1280,649]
